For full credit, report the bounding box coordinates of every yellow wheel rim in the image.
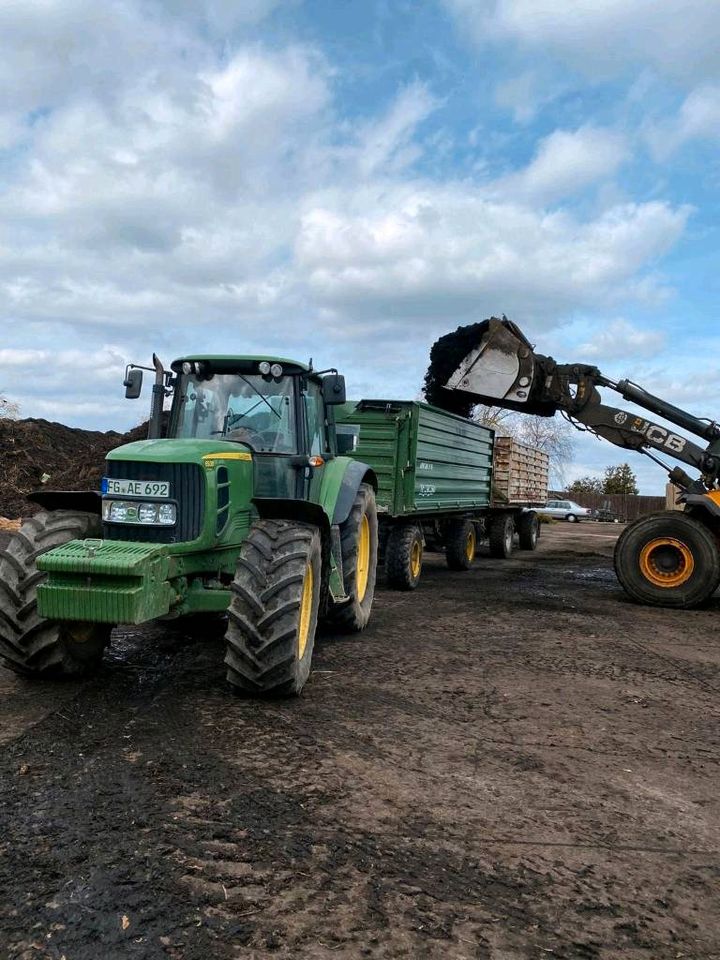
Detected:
[298,563,314,659]
[639,537,694,588]
[410,538,422,579]
[356,514,370,603]
[465,528,476,562]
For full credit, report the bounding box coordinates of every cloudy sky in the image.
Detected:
[1,0,719,493]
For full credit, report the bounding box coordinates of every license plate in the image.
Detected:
[102,478,171,498]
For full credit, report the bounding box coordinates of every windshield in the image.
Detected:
[173,373,296,453]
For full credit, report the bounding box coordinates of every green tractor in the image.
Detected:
[0,355,378,694]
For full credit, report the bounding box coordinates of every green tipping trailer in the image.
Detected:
[336,399,548,589]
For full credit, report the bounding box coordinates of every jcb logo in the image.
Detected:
[630,418,686,453]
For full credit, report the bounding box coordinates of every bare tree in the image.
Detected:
[471,404,518,434]
[0,395,20,419]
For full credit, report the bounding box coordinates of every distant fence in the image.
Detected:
[550,491,666,522]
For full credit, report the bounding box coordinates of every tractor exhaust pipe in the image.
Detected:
[148,353,165,439]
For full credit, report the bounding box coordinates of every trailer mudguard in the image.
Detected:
[28,490,102,514]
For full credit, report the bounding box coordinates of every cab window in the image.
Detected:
[175,373,296,453]
[303,381,328,455]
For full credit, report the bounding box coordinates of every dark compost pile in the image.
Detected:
[0,418,150,519]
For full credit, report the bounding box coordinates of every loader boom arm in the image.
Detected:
[431,317,720,494]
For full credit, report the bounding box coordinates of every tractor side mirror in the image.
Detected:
[322,373,346,405]
[124,367,143,399]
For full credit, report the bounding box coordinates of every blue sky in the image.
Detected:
[1,0,719,493]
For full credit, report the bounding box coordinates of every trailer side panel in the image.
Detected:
[337,400,493,517]
[492,436,549,505]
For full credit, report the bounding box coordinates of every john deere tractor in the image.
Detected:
[0,355,378,694]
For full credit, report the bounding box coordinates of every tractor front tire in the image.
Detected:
[518,511,540,551]
[445,519,476,571]
[614,511,720,609]
[327,483,378,632]
[488,513,515,559]
[385,523,423,590]
[224,519,322,695]
[0,511,110,678]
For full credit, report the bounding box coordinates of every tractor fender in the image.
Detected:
[324,458,378,526]
[252,497,330,535]
[27,490,102,514]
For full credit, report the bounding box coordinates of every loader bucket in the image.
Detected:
[424,317,560,417]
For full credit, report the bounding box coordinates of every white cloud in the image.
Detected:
[296,189,688,321]
[646,85,720,158]
[158,0,291,32]
[491,126,628,204]
[494,71,564,124]
[578,319,666,362]
[444,0,720,84]
[350,83,437,178]
[0,2,695,430]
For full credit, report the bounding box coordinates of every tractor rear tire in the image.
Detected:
[224,519,322,695]
[488,513,515,559]
[385,523,423,590]
[518,511,540,551]
[327,483,378,632]
[614,511,720,608]
[0,510,110,678]
[445,519,476,571]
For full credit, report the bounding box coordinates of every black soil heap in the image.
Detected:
[0,418,152,519]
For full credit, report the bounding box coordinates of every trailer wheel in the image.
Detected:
[327,483,378,632]
[225,519,322,695]
[614,511,720,609]
[488,513,514,559]
[385,523,423,590]
[445,519,476,570]
[518,511,540,551]
[0,511,111,678]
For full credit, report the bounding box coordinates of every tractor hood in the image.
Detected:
[106,438,254,465]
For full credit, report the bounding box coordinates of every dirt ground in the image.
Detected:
[0,523,718,960]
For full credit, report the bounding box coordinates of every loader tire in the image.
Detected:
[614,511,720,609]
[0,511,110,678]
[445,519,476,571]
[518,511,540,551]
[327,483,378,632]
[385,523,423,590]
[488,513,514,559]
[224,519,322,695]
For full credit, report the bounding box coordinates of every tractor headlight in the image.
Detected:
[138,502,158,524]
[258,361,271,375]
[102,500,177,526]
[157,503,176,525]
[270,363,283,378]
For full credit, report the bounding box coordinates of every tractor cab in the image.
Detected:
[166,356,347,500]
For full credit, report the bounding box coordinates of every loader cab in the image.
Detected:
[168,356,346,498]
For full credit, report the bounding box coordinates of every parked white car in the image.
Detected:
[543,499,591,522]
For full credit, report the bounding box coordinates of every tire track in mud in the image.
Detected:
[0,534,718,958]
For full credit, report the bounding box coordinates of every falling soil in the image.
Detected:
[1,524,718,959]
[423,320,500,416]
[423,316,560,418]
